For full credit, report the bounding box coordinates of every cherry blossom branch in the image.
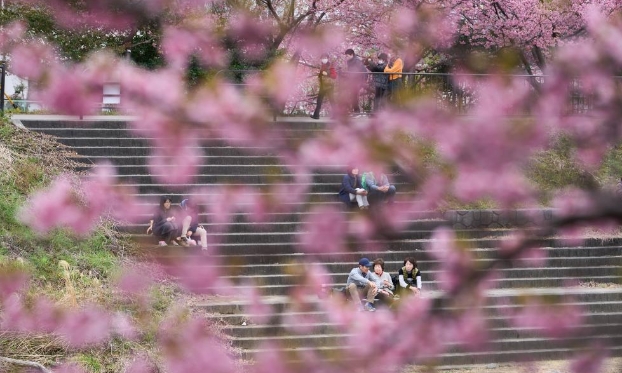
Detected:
[0,356,51,373]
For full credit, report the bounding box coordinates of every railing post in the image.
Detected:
[0,62,5,115]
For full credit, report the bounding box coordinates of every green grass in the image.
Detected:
[0,116,120,287]
[76,353,103,373]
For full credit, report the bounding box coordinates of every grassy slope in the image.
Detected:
[0,119,166,373]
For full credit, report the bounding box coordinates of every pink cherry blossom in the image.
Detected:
[299,205,347,255]
[570,344,609,373]
[0,270,28,301]
[56,306,112,347]
[427,227,474,293]
[19,164,147,235]
[506,296,584,339]
[159,317,237,373]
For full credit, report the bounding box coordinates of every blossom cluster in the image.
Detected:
[1,1,621,372]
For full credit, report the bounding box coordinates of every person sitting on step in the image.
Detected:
[394,257,422,296]
[370,258,395,306]
[338,166,369,209]
[180,198,208,250]
[147,196,181,246]
[346,257,378,312]
[362,170,396,205]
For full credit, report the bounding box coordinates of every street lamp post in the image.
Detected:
[1,62,6,115]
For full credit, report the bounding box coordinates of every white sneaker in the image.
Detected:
[158,241,167,246]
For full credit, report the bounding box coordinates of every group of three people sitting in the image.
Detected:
[347,257,422,312]
[338,167,396,209]
[146,196,208,249]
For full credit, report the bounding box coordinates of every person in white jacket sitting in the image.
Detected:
[370,258,395,306]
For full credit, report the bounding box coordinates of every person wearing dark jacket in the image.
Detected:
[311,53,337,119]
[365,53,389,112]
[338,167,369,209]
[344,49,368,115]
[147,196,180,246]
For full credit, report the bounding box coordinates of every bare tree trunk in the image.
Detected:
[0,356,52,373]
[519,50,541,92]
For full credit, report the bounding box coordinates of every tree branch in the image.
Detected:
[0,356,52,373]
[531,45,546,70]
[519,50,542,92]
[286,0,296,24]
[121,36,157,50]
[261,0,284,28]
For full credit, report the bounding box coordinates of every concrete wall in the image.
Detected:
[443,209,555,229]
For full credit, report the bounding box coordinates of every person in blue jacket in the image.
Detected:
[338,167,369,209]
[362,171,396,205]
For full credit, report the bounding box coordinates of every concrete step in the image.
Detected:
[128,184,364,196]
[142,239,622,257]
[117,182,410,196]
[73,146,280,157]
[197,288,622,315]
[231,327,622,352]
[39,131,328,147]
[132,204,442,219]
[18,117,329,130]
[224,313,622,339]
[23,125,329,138]
[19,120,133,129]
[102,173,410,185]
[154,275,622,296]
[209,266,622,287]
[183,256,622,277]
[128,192,340,203]
[236,344,622,366]
[196,288,622,364]
[143,243,622,265]
[70,154,284,166]
[27,125,329,138]
[79,164,306,175]
[121,218,451,235]
[439,343,622,366]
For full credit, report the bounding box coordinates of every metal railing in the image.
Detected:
[214,70,611,115]
[8,71,617,116]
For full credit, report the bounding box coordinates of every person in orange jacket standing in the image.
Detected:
[384,52,403,101]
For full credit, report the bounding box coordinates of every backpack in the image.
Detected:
[391,274,400,290]
[361,172,374,191]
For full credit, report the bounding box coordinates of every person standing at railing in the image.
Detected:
[343,48,368,116]
[311,53,337,120]
[384,53,403,101]
[364,52,389,113]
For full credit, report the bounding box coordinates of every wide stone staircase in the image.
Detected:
[15,115,622,367]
